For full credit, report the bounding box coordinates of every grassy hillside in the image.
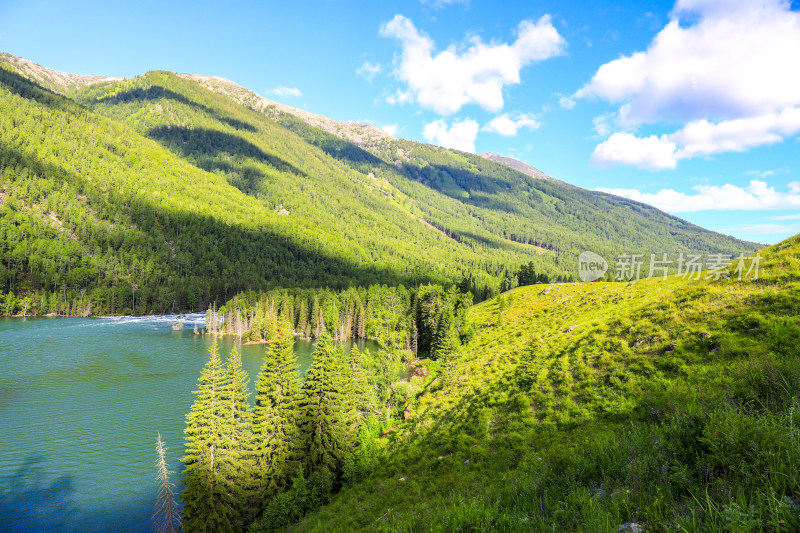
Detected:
[286,236,800,531]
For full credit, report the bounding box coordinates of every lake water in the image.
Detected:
[0,314,373,532]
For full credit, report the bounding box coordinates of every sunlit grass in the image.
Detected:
[286,237,800,532]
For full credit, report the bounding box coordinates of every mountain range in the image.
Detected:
[0,52,757,315]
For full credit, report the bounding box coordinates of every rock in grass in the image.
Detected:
[665,342,677,351]
[617,523,645,532]
[634,336,648,346]
[590,487,607,500]
[700,332,711,338]
[568,325,578,332]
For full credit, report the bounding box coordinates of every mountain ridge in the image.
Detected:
[479,151,558,183]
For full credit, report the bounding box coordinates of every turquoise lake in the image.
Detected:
[0,314,373,532]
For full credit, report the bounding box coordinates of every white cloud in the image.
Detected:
[558,95,576,109]
[591,133,677,170]
[422,118,479,152]
[271,86,302,98]
[771,212,800,221]
[598,180,800,212]
[574,0,800,167]
[592,113,614,137]
[381,124,399,136]
[357,61,382,82]
[385,88,413,106]
[671,108,800,158]
[380,14,566,115]
[483,113,541,136]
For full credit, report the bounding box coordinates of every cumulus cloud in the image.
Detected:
[380,14,566,115]
[574,0,800,167]
[483,113,541,136]
[381,124,399,136]
[598,180,800,212]
[385,88,413,106]
[271,86,302,98]
[591,133,677,170]
[558,96,576,109]
[422,118,479,152]
[357,61,382,82]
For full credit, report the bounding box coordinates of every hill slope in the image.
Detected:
[286,236,800,531]
[0,54,760,316]
[73,65,758,268]
[185,70,759,257]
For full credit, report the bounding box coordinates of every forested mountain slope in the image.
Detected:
[0,54,760,315]
[0,65,440,314]
[184,70,758,261]
[287,236,800,531]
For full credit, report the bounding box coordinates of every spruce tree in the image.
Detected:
[299,333,353,477]
[181,341,240,533]
[251,321,302,505]
[217,345,251,527]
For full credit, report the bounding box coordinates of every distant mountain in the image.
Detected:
[0,52,125,93]
[177,73,393,149]
[479,152,557,182]
[0,53,760,315]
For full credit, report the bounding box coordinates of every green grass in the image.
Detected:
[286,236,800,532]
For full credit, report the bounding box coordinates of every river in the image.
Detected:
[0,314,374,532]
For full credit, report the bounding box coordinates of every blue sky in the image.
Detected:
[2,0,799,245]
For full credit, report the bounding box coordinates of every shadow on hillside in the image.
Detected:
[0,66,73,110]
[0,455,76,531]
[148,126,306,178]
[94,85,258,132]
[1,143,438,309]
[277,116,386,170]
[193,157,268,195]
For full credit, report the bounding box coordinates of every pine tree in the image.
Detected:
[297,297,308,335]
[348,345,375,418]
[299,333,354,477]
[432,306,459,359]
[153,433,181,533]
[251,321,302,506]
[217,345,251,527]
[181,341,240,533]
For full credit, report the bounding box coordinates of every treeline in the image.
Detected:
[214,284,473,357]
[181,326,420,532]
